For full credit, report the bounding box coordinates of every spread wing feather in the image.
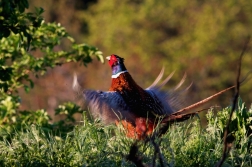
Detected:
[73,73,136,124]
[84,90,137,124]
[146,68,190,113]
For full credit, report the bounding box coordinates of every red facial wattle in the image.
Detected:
[107,54,118,67]
[108,59,114,67]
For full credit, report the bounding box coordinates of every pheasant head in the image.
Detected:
[106,54,127,78]
[106,54,142,93]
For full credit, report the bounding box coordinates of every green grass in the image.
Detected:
[0,104,251,167]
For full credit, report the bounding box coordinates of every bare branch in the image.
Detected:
[126,143,147,167]
[150,138,166,167]
[215,36,250,167]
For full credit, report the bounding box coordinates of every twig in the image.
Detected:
[215,36,250,167]
[150,138,166,167]
[126,142,146,167]
[152,147,157,167]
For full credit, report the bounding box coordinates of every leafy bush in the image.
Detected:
[0,0,102,139]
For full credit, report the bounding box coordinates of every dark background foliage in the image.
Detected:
[21,0,252,121]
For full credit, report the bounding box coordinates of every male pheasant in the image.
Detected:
[73,54,234,139]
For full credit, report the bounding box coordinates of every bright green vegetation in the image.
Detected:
[0,101,251,166]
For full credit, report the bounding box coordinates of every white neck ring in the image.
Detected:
[111,70,128,78]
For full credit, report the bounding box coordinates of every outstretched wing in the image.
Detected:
[73,73,136,124]
[83,90,136,124]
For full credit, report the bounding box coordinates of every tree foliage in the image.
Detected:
[0,0,39,40]
[0,0,103,135]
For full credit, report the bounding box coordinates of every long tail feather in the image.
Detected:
[172,85,235,115]
[159,106,219,135]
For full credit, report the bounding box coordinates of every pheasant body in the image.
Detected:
[74,54,234,139]
[73,54,182,138]
[109,72,174,118]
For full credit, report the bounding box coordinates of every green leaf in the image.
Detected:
[35,7,44,15]
[24,85,30,93]
[29,80,34,89]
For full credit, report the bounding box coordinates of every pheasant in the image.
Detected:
[73,54,234,139]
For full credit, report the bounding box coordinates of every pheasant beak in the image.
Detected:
[106,56,111,60]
